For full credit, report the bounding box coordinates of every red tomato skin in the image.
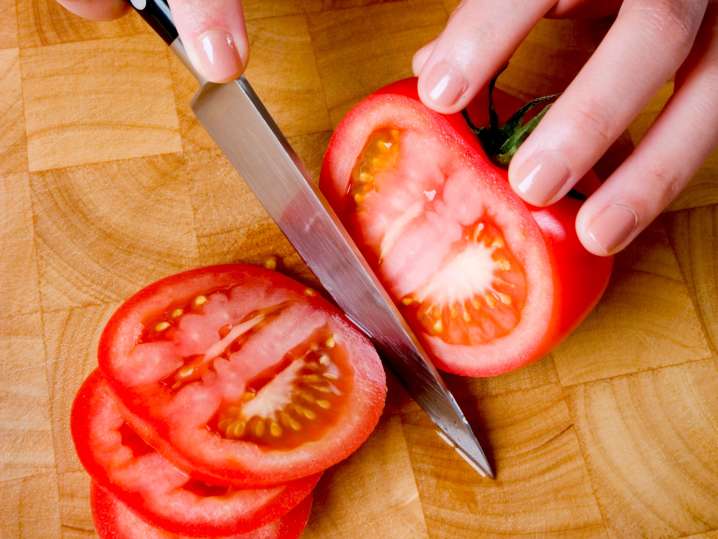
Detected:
[72,371,320,536]
[320,78,613,377]
[97,264,387,486]
[91,482,312,539]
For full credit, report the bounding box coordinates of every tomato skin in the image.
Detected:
[91,482,312,539]
[320,78,613,377]
[72,371,319,536]
[98,264,387,486]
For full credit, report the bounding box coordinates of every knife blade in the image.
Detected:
[130,0,493,479]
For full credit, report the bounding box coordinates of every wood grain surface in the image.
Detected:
[1,1,717,538]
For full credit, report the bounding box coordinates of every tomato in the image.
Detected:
[98,264,386,486]
[91,482,312,539]
[320,78,613,377]
[72,371,318,535]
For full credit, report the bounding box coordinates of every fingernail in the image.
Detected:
[587,204,639,255]
[421,61,467,109]
[195,29,243,83]
[511,152,571,206]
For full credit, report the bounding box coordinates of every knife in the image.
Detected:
[130,0,493,478]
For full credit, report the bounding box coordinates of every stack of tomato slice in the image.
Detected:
[72,265,387,538]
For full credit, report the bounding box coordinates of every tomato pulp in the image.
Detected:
[91,482,312,539]
[72,371,318,535]
[98,265,386,486]
[320,78,613,376]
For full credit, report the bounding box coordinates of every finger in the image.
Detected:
[56,0,129,21]
[412,39,436,76]
[416,0,555,113]
[576,5,718,255]
[547,0,622,18]
[168,0,249,83]
[509,0,708,207]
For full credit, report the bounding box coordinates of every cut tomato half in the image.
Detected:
[91,482,312,539]
[98,265,386,486]
[72,371,318,536]
[320,78,613,377]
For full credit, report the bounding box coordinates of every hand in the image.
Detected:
[414,0,718,256]
[56,0,249,83]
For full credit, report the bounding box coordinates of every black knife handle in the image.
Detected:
[129,0,177,45]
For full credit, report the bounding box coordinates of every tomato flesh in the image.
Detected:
[72,371,318,536]
[99,265,386,486]
[321,78,613,377]
[91,482,312,539]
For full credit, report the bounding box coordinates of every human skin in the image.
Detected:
[57,0,718,256]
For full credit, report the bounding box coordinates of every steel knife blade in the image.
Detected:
[130,0,493,479]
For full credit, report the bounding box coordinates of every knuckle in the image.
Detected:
[570,101,616,149]
[630,0,703,57]
[645,164,683,209]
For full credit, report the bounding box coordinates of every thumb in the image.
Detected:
[168,0,249,83]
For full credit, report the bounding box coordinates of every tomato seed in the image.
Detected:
[171,308,183,318]
[252,419,266,437]
[263,256,278,270]
[295,405,316,420]
[495,258,511,271]
[228,420,246,438]
[296,390,316,404]
[154,321,170,332]
[279,412,301,431]
[316,399,331,410]
[269,421,282,437]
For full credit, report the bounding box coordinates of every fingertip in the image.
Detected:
[508,150,574,207]
[169,0,250,83]
[576,200,639,256]
[416,60,470,114]
[191,29,247,83]
[56,0,129,21]
[412,40,436,76]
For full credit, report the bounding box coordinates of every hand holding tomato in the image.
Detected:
[415,0,718,256]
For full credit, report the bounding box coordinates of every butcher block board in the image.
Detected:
[2,1,718,537]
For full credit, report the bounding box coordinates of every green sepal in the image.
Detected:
[462,75,558,168]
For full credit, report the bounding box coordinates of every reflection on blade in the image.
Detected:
[190,77,494,479]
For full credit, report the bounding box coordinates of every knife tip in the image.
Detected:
[436,430,495,480]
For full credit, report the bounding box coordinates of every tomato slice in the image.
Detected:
[98,265,386,486]
[91,482,312,539]
[72,371,318,535]
[320,78,612,377]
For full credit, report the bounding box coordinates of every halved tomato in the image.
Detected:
[320,78,613,377]
[72,371,318,536]
[98,265,386,486]
[91,482,312,539]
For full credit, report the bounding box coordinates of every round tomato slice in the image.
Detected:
[320,78,612,377]
[98,265,386,486]
[72,371,318,536]
[91,482,312,539]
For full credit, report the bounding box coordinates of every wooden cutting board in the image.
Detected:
[2,1,718,537]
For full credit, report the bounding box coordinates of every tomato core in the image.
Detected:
[347,127,527,347]
[211,327,352,451]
